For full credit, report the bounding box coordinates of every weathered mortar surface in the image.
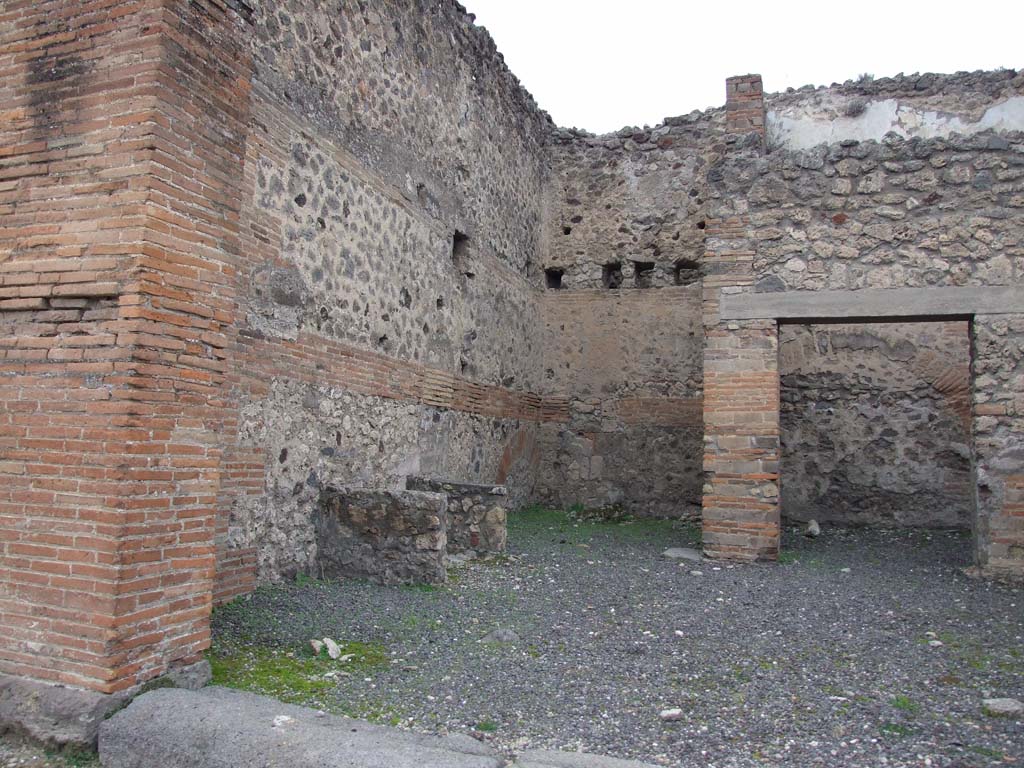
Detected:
[537,287,704,517]
[767,69,1024,151]
[545,112,723,289]
[712,131,1024,294]
[314,488,448,585]
[779,322,972,528]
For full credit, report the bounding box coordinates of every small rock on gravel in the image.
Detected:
[983,697,1023,716]
[805,520,821,537]
[661,548,701,562]
[481,628,520,644]
[323,637,341,659]
[658,708,684,722]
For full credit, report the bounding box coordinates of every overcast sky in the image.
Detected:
[463,0,1022,135]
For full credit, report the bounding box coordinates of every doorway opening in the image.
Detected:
[778,320,974,561]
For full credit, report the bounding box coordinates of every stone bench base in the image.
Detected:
[405,477,508,556]
[315,488,448,585]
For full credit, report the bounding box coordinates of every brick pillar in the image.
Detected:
[702,320,781,560]
[0,0,251,718]
[698,76,779,561]
[971,315,1024,578]
[725,74,766,147]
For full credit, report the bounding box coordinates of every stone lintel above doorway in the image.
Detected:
[720,286,1024,323]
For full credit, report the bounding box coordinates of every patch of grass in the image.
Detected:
[45,747,99,767]
[968,745,1004,759]
[732,665,752,683]
[474,720,499,732]
[879,722,914,737]
[207,640,388,710]
[402,582,442,594]
[777,551,799,565]
[295,573,314,587]
[349,700,405,726]
[891,695,919,713]
[510,506,691,548]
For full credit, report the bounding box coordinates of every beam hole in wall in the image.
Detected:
[545,268,564,290]
[632,261,655,288]
[452,230,470,276]
[673,259,701,286]
[602,262,623,289]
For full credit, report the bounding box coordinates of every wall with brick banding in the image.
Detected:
[536,286,704,517]
[214,0,557,584]
[2,0,1023,708]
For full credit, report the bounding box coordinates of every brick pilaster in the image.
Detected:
[701,320,780,560]
[725,74,766,148]
[0,0,252,694]
[698,74,779,561]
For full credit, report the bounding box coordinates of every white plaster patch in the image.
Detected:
[769,96,1024,151]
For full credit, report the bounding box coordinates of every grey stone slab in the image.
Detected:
[720,286,1024,322]
[512,749,661,768]
[0,674,127,749]
[983,697,1023,716]
[662,547,703,562]
[99,686,502,768]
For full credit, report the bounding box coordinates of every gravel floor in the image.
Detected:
[0,738,91,768]
[215,511,1020,767]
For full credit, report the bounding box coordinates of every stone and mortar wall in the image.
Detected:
[736,130,1024,293]
[216,0,557,586]
[537,288,703,517]
[544,113,722,289]
[405,477,508,555]
[779,322,972,528]
[315,488,447,585]
[534,115,719,517]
